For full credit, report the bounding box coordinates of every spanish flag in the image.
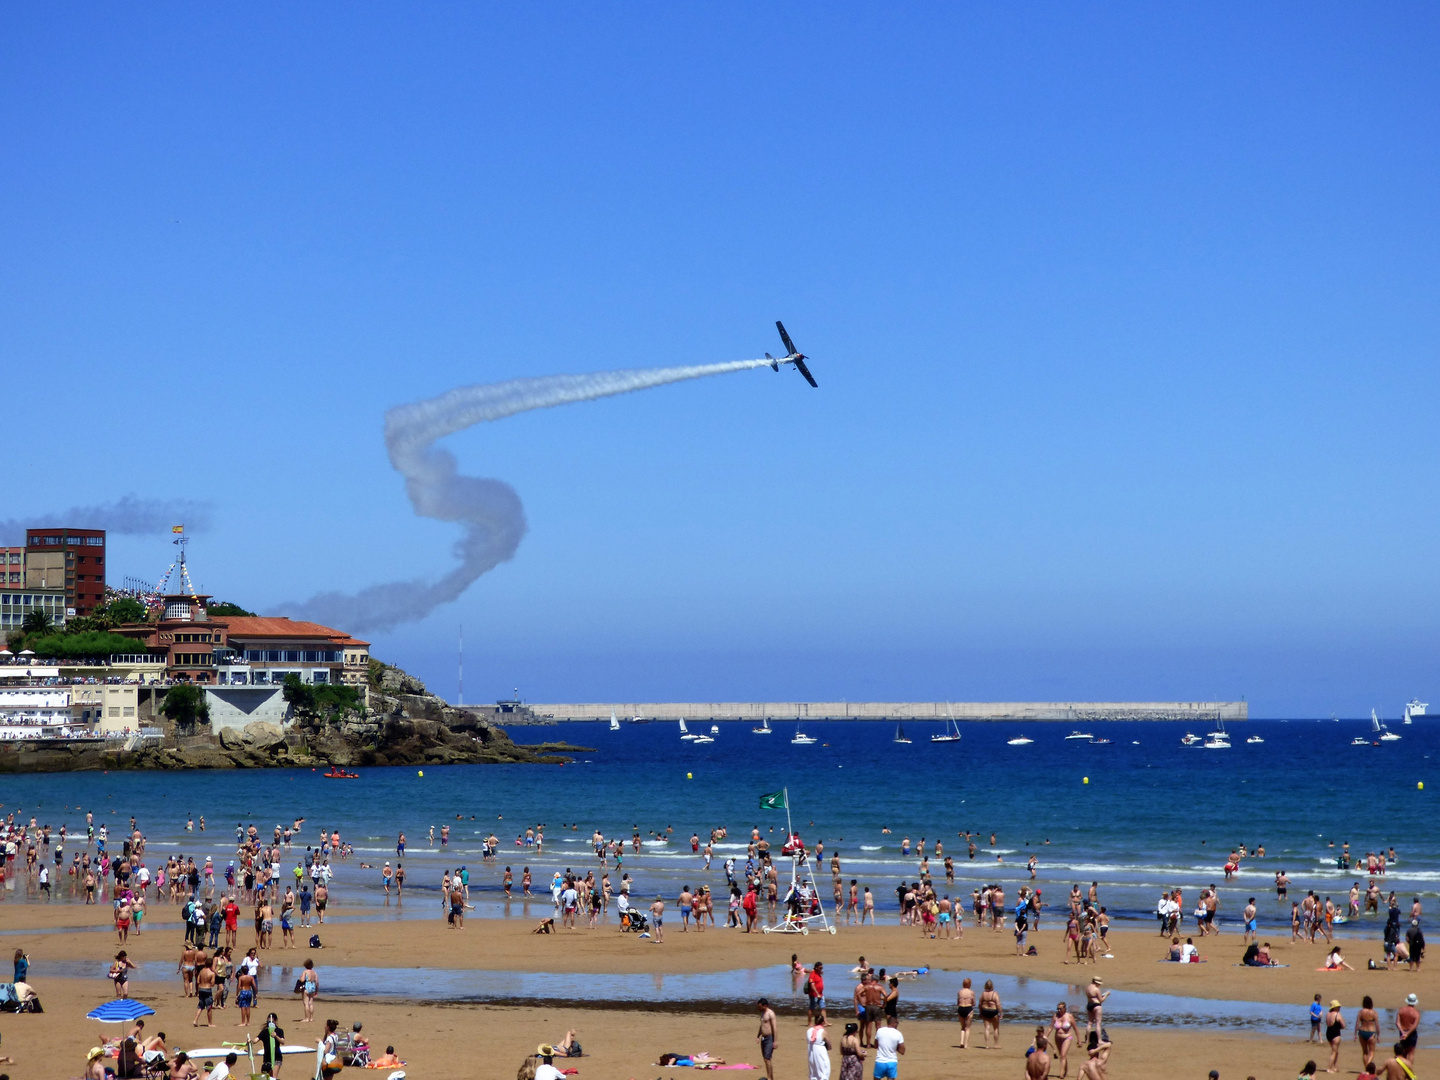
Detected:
[172,525,184,533]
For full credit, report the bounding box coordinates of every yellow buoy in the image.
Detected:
[418,770,424,777]
[1420,781,1425,790]
[1083,776,1090,784]
[687,772,693,780]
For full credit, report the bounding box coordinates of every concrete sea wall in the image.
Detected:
[525,701,1248,722]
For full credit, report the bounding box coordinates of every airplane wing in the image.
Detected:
[776,321,798,357]
[793,358,818,388]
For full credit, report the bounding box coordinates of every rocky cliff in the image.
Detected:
[0,661,586,772]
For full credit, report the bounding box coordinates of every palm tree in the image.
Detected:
[20,609,52,636]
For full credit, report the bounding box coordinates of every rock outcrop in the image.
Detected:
[0,660,587,773]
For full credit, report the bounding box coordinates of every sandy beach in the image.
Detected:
[3,898,1433,1079]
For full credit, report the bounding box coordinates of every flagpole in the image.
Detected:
[783,787,793,841]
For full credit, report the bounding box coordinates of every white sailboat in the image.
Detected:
[752,717,774,735]
[1202,713,1231,749]
[609,709,621,732]
[1374,709,1401,742]
[893,724,912,745]
[931,704,962,743]
[679,719,698,741]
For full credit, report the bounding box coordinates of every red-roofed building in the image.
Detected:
[113,594,369,691]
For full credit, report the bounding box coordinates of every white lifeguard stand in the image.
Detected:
[760,787,836,936]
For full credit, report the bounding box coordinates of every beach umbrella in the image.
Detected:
[87,999,156,1022]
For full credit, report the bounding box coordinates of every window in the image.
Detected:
[123,707,134,717]
[311,670,328,684]
[85,537,104,546]
[283,650,300,662]
[108,707,119,717]
[252,671,268,684]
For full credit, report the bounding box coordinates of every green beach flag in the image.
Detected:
[759,790,787,811]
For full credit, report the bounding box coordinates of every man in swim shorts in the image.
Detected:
[757,998,777,1080]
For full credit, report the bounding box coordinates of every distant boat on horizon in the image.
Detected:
[753,717,773,735]
[609,709,621,732]
[893,723,912,745]
[931,704,962,744]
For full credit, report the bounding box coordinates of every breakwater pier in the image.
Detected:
[513,700,1247,723]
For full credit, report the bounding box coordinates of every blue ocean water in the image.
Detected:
[2,719,1435,932]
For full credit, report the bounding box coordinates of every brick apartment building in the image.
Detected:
[25,527,107,617]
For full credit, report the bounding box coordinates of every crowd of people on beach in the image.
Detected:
[0,804,1432,1080]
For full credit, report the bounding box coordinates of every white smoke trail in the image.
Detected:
[282,358,772,632]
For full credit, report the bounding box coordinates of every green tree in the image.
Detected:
[97,597,148,625]
[207,602,255,617]
[282,674,317,716]
[21,631,152,661]
[20,609,52,636]
[162,684,209,734]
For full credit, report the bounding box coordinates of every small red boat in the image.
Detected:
[323,768,360,779]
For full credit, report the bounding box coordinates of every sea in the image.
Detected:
[2,718,1435,933]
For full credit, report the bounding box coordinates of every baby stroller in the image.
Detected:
[619,907,650,933]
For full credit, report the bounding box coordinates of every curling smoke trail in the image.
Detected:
[282,358,772,632]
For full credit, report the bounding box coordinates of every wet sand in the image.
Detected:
[6,900,1435,1009]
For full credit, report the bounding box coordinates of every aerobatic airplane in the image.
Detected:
[767,321,818,387]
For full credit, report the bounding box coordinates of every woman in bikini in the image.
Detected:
[956,977,975,1048]
[978,980,1003,1049]
[1047,1003,1078,1078]
[1355,996,1380,1074]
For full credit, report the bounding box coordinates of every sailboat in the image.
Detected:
[1374,709,1401,742]
[1203,715,1231,750]
[893,724,912,745]
[791,721,818,745]
[609,709,621,732]
[752,717,774,735]
[931,704,962,743]
[679,719,698,741]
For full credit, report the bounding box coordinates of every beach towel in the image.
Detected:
[1232,964,1288,968]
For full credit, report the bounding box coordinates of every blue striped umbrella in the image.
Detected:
[87,999,156,1022]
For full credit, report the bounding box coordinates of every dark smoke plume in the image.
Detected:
[0,496,212,545]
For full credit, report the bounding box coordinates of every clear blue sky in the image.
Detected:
[3,6,1437,716]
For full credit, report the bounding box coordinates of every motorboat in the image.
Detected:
[679,719,698,741]
[1180,733,1203,746]
[1373,709,1401,742]
[1006,736,1033,746]
[791,724,818,745]
[1246,735,1264,744]
[893,724,912,745]
[1091,737,1112,745]
[1203,735,1231,749]
[753,717,773,734]
[629,713,649,724]
[1064,730,1094,741]
[691,734,715,745]
[1351,735,1370,746]
[710,725,720,735]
